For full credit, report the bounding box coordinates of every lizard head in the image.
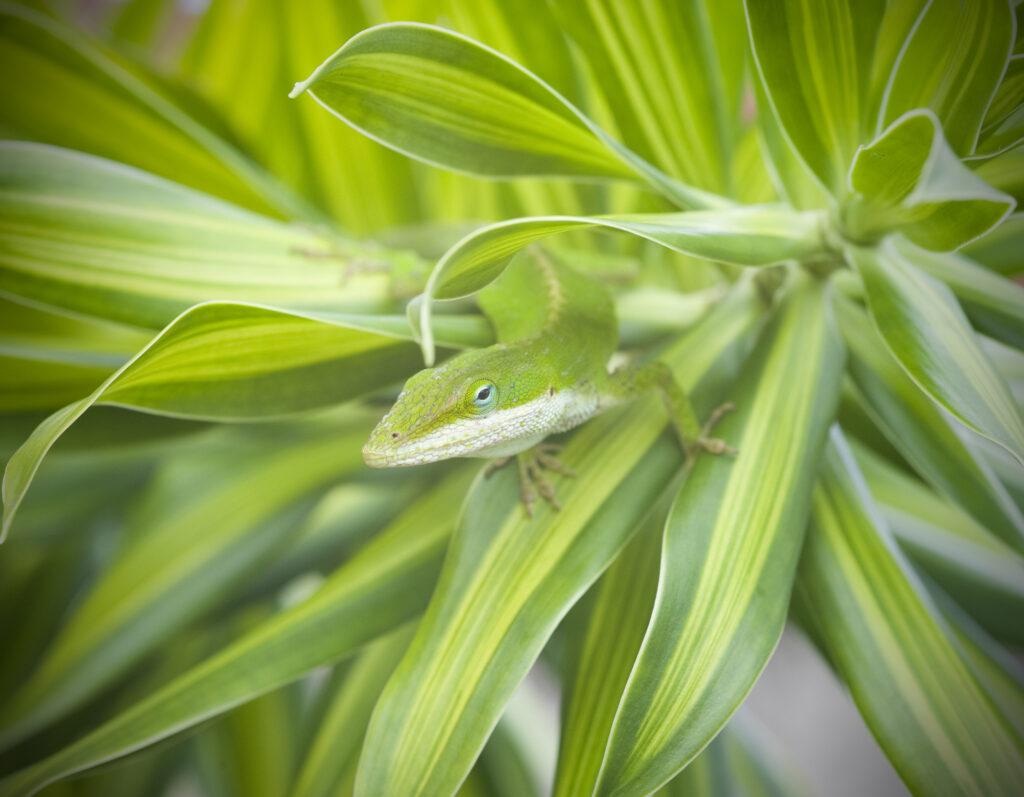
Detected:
[362,345,553,467]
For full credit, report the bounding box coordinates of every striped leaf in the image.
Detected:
[0,413,373,750]
[659,716,804,797]
[180,0,426,235]
[982,55,1024,144]
[0,301,490,541]
[0,469,474,797]
[550,0,744,193]
[974,106,1024,162]
[834,294,1024,552]
[746,0,884,197]
[863,0,927,140]
[844,110,1015,251]
[0,298,149,411]
[796,428,1024,795]
[417,206,825,362]
[289,22,727,209]
[962,212,1024,277]
[848,240,1024,465]
[354,279,768,797]
[752,81,830,211]
[939,597,1024,741]
[554,505,664,797]
[973,144,1024,206]
[0,143,424,329]
[444,0,596,222]
[853,439,1024,646]
[0,3,309,219]
[594,271,844,796]
[879,0,1015,158]
[290,625,414,797]
[901,240,1024,350]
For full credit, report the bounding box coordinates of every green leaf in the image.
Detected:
[417,206,826,362]
[848,239,1024,465]
[853,439,1024,646]
[0,413,372,750]
[939,596,1024,741]
[549,0,742,194]
[290,625,414,797]
[752,80,830,211]
[731,123,779,205]
[0,469,474,797]
[0,2,310,219]
[200,612,297,797]
[595,271,844,796]
[973,106,1024,161]
[796,428,1024,796]
[834,294,1024,552]
[879,0,1014,157]
[289,22,728,209]
[0,142,426,329]
[659,716,805,797]
[962,212,1024,276]
[0,298,148,411]
[984,55,1024,134]
[442,0,597,222]
[973,144,1024,206]
[181,0,425,236]
[900,240,1024,350]
[354,278,768,797]
[745,0,884,197]
[843,110,1015,251]
[554,506,663,797]
[863,0,927,130]
[1,300,490,541]
[0,539,92,704]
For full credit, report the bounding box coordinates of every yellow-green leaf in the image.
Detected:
[745,0,884,197]
[290,625,414,797]
[848,239,1024,465]
[901,240,1024,350]
[835,293,1024,552]
[853,439,1024,646]
[0,142,424,329]
[796,428,1024,795]
[0,413,373,750]
[354,278,768,797]
[0,469,474,797]
[0,301,490,541]
[0,2,309,218]
[595,271,844,796]
[290,22,727,209]
[844,110,1015,251]
[418,206,825,362]
[879,0,1015,158]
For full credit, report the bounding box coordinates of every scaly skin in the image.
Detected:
[362,250,732,514]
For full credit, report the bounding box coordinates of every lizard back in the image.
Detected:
[477,250,618,384]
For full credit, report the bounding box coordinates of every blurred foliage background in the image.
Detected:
[0,0,1023,795]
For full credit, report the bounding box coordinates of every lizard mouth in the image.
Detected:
[361,444,391,468]
[362,439,438,468]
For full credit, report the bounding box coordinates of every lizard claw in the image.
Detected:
[486,445,572,516]
[686,402,738,460]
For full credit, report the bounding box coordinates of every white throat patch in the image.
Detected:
[363,387,600,467]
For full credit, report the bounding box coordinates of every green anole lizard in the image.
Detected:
[362,249,733,515]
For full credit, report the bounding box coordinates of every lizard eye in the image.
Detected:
[468,380,497,414]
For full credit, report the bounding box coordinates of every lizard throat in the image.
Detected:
[362,388,599,467]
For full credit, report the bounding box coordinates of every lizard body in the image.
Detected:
[362,250,730,512]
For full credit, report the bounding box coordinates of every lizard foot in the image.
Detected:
[686,402,738,459]
[484,444,575,517]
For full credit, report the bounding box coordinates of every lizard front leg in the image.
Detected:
[485,443,575,517]
[606,361,736,461]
